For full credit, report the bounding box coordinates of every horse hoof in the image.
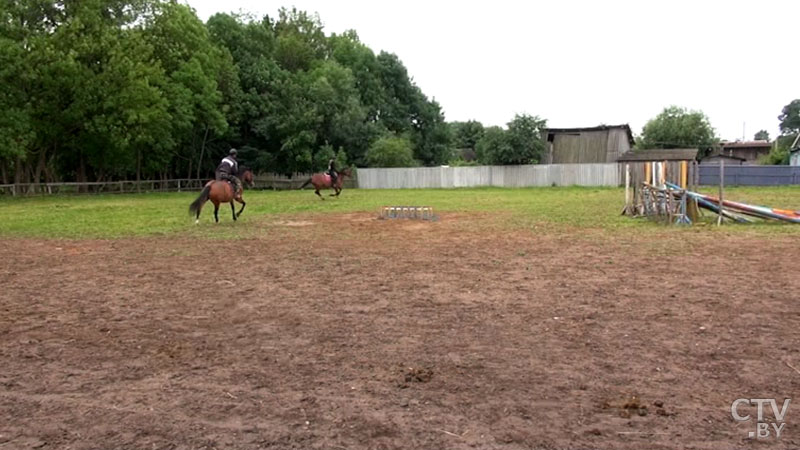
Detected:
[195,219,199,225]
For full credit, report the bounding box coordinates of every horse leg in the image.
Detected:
[195,203,202,224]
[230,201,237,221]
[235,198,246,218]
[214,202,220,223]
[316,189,324,200]
[335,187,342,197]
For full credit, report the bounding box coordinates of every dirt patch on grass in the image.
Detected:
[1,213,800,449]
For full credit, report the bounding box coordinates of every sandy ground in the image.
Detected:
[1,213,799,449]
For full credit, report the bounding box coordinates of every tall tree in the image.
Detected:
[636,106,717,153]
[754,130,770,141]
[0,3,457,180]
[779,100,800,135]
[451,121,485,150]
[365,135,417,167]
[475,127,511,165]
[143,1,231,179]
[273,8,327,72]
[505,114,546,164]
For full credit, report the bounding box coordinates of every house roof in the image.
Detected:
[545,124,635,146]
[720,140,771,149]
[702,154,747,162]
[617,148,699,162]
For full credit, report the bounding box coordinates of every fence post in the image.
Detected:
[177,180,181,192]
[718,159,725,226]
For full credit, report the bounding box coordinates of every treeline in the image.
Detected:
[0,0,464,183]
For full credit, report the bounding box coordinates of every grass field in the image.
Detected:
[3,185,800,238]
[3,186,800,449]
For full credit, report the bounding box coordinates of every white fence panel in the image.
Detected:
[357,163,620,189]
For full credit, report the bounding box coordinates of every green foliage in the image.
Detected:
[475,127,512,165]
[505,114,546,164]
[474,115,546,165]
[779,100,800,135]
[451,121,485,151]
[761,134,796,165]
[365,135,418,167]
[0,1,449,181]
[636,106,717,154]
[312,143,348,172]
[447,158,480,167]
[754,130,770,141]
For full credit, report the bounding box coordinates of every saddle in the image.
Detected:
[223,179,239,194]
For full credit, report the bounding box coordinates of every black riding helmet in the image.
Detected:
[229,148,237,157]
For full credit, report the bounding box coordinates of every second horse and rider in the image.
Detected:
[219,149,348,199]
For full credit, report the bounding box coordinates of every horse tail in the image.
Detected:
[189,184,211,216]
[300,177,313,189]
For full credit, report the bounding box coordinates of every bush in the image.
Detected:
[365,136,418,167]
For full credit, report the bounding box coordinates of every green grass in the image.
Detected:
[2,186,800,239]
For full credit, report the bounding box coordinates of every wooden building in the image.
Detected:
[543,125,635,164]
[713,140,772,165]
[701,154,747,166]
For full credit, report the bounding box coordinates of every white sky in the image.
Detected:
[187,0,800,142]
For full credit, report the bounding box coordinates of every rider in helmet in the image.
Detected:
[216,148,242,194]
[328,157,338,188]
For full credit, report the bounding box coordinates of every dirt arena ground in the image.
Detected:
[2,213,799,449]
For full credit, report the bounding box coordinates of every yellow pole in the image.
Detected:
[680,161,688,189]
[645,162,651,185]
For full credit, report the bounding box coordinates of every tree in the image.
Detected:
[143,1,231,180]
[475,127,511,165]
[636,106,717,153]
[475,115,546,165]
[0,3,454,180]
[365,135,417,167]
[0,34,34,183]
[754,130,770,141]
[451,121,485,151]
[505,114,546,164]
[273,8,327,72]
[779,100,800,135]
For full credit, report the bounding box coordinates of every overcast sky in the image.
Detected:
[187,0,799,142]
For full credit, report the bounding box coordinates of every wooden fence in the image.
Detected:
[253,173,358,190]
[0,173,358,196]
[0,178,207,196]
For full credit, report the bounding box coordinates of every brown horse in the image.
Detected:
[299,167,352,199]
[189,168,254,223]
